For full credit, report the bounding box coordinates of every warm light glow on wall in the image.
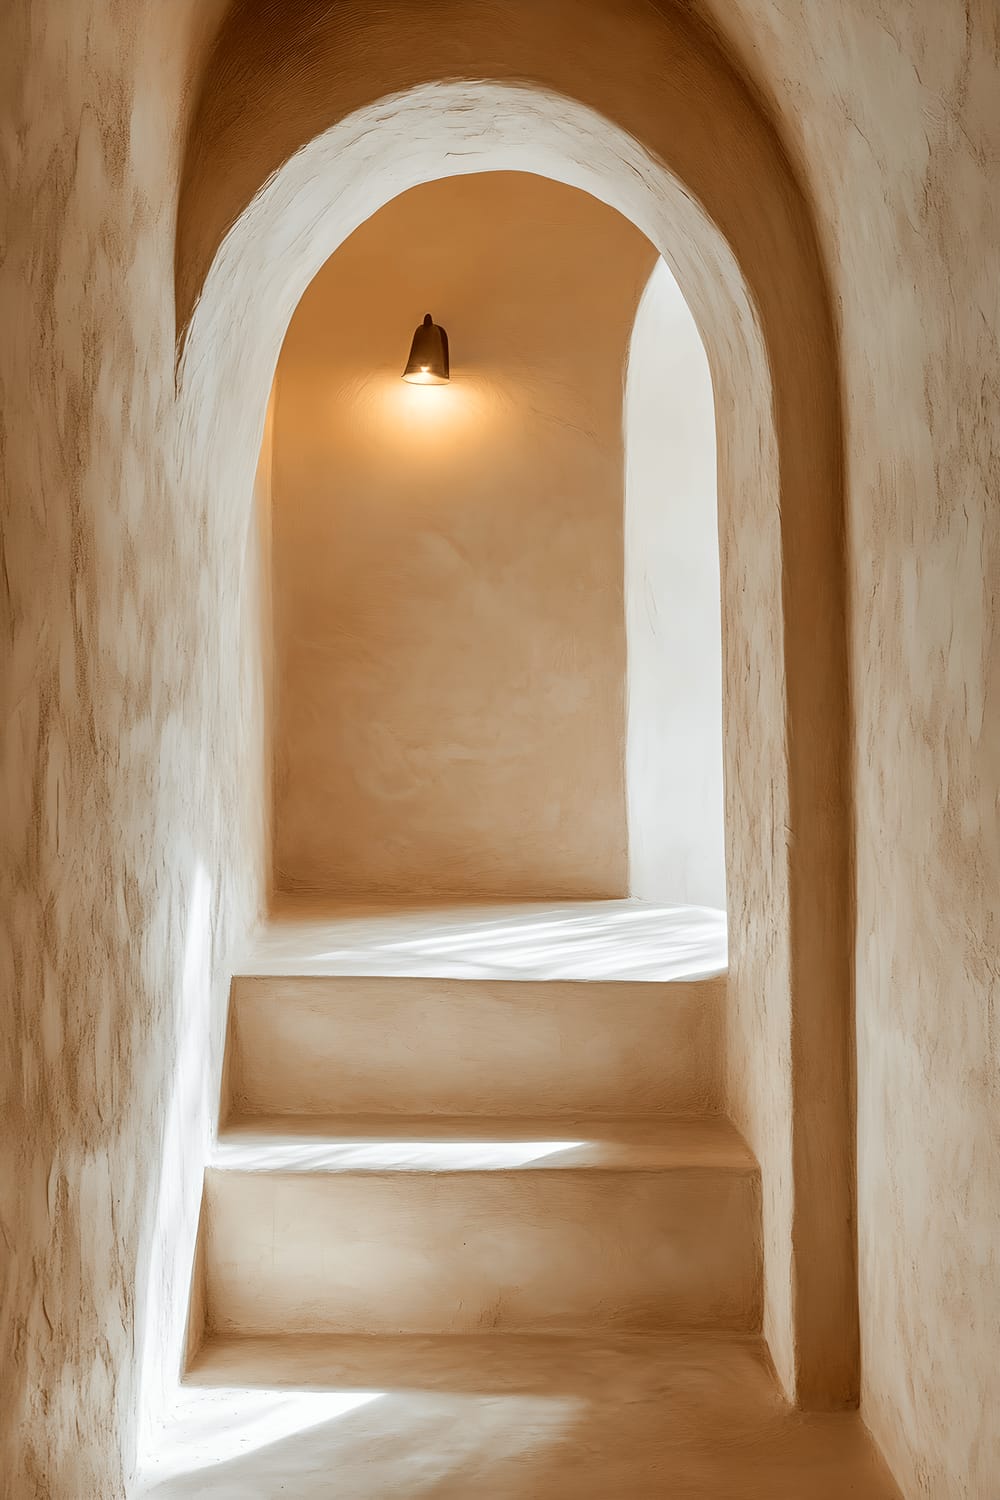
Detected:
[392,375,471,428]
[338,371,507,451]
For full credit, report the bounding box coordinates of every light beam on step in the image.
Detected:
[278,902,728,981]
[212,1138,587,1172]
[138,1386,383,1485]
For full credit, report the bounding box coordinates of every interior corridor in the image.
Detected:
[3,4,997,1498]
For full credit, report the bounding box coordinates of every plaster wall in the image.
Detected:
[680,6,1000,1492]
[4,2,996,1498]
[624,258,725,910]
[0,3,264,1495]
[271,173,655,898]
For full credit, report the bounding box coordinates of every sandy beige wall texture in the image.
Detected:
[3,1,996,1497]
[3,2,827,1495]
[272,173,655,898]
[683,5,1000,1494]
[1,2,264,1495]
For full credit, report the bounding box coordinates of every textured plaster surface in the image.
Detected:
[272,174,654,898]
[0,9,855,1493]
[625,259,725,908]
[0,2,262,1495]
[6,1,995,1496]
[678,4,1000,1492]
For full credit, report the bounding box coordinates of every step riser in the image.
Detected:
[226,976,724,1118]
[203,1166,760,1335]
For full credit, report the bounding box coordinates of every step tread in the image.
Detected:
[213,1113,756,1174]
[142,1333,900,1500]
[234,898,727,982]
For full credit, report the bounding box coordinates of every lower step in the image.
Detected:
[201,1116,761,1337]
[144,1332,901,1500]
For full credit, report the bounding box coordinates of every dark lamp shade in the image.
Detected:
[402,313,450,384]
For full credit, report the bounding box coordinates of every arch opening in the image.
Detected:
[263,168,720,912]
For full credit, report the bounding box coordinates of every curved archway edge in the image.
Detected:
[176,5,856,1410]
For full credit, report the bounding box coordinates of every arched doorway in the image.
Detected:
[174,5,855,1410]
[262,172,726,915]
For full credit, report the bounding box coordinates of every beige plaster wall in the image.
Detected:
[624,258,725,910]
[0,3,264,1495]
[680,6,1000,1493]
[5,2,996,1497]
[271,173,653,898]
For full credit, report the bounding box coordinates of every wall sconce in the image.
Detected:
[402,313,450,384]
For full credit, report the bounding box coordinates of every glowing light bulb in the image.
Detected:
[402,314,450,384]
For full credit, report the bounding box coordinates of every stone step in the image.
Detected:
[143,1331,901,1500]
[200,1114,760,1338]
[224,974,724,1118]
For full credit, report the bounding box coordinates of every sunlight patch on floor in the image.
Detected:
[137,1378,584,1498]
[138,1385,383,1488]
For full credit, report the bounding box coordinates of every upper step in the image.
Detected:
[225,974,724,1119]
[238,898,728,983]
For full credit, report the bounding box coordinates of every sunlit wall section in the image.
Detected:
[624,259,725,910]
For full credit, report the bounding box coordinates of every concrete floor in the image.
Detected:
[139,1333,901,1498]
